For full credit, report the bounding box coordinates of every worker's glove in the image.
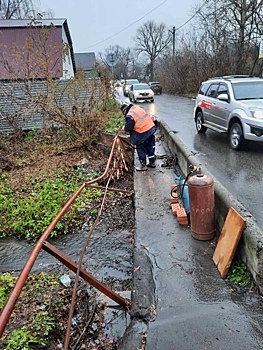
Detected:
[152,115,159,127]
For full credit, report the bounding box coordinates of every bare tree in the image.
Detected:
[0,0,38,18]
[134,20,171,80]
[97,45,136,79]
[194,0,263,74]
[0,0,52,19]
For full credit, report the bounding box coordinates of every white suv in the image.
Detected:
[194,75,263,150]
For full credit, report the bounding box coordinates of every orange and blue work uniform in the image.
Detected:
[124,105,157,165]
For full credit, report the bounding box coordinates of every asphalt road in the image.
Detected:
[119,90,263,230]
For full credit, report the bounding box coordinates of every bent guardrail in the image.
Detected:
[0,133,134,347]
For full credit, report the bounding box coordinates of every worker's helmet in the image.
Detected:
[121,102,132,113]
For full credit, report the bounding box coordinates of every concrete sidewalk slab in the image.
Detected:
[119,131,263,350]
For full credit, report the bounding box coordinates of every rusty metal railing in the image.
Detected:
[0,133,135,347]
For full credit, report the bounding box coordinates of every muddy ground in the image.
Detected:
[0,130,135,349]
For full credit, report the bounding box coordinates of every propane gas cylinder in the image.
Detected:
[188,170,215,241]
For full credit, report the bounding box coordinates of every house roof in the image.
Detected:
[74,52,96,71]
[0,18,76,74]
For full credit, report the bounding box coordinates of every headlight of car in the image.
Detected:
[250,109,263,119]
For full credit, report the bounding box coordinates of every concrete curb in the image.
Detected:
[118,248,154,350]
[159,119,263,292]
[130,247,155,320]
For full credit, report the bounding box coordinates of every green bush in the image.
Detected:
[2,272,60,349]
[0,273,17,309]
[227,260,253,287]
[6,328,41,350]
[105,112,124,133]
[0,94,121,242]
[0,172,102,241]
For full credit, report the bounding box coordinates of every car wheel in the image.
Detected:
[195,111,207,133]
[151,99,154,103]
[229,122,245,150]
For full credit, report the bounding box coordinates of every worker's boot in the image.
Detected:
[147,155,156,168]
[136,160,148,171]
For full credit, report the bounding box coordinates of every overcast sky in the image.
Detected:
[40,0,199,55]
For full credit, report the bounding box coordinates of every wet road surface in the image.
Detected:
[138,93,263,230]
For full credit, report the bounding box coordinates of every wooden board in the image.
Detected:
[213,207,246,279]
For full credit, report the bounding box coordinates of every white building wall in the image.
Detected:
[61,27,75,79]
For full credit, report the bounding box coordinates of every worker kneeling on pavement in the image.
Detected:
[121,102,157,171]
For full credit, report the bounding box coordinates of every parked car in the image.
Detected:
[128,83,154,103]
[123,79,139,96]
[194,75,263,150]
[149,81,162,94]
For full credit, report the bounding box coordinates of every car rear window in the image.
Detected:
[134,84,150,90]
[126,79,139,85]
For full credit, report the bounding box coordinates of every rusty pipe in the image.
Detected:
[0,135,133,337]
[0,182,86,336]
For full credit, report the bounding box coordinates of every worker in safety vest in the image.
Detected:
[121,102,157,171]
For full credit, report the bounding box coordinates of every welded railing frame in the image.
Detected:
[0,134,134,337]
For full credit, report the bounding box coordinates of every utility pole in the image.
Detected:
[168,26,176,56]
[110,54,114,77]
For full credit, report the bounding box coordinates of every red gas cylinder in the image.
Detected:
[188,170,215,241]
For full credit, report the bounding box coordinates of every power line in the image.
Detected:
[175,0,210,31]
[77,0,168,52]
[77,0,210,53]
[169,0,210,55]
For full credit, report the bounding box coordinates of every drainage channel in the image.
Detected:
[0,133,135,349]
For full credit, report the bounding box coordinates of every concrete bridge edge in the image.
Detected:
[159,119,263,293]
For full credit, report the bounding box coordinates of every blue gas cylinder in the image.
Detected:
[174,176,190,214]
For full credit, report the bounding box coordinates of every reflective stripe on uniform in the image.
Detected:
[128,106,155,133]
